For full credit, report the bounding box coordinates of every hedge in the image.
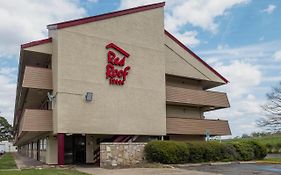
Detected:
[265,143,281,153]
[144,141,189,164]
[145,140,267,164]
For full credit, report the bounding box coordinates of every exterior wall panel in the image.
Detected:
[53,7,166,135]
[166,75,202,90]
[20,109,52,133]
[166,105,203,119]
[22,66,52,90]
[166,86,230,108]
[167,117,231,136]
[165,34,226,84]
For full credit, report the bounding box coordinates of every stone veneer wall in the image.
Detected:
[100,142,147,167]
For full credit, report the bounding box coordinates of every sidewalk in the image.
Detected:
[76,167,221,175]
[13,153,44,169]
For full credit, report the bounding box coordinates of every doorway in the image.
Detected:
[64,134,86,164]
[37,140,40,161]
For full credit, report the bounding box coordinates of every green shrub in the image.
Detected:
[231,142,254,161]
[246,141,267,159]
[276,143,281,153]
[145,141,189,164]
[221,143,241,161]
[203,142,224,161]
[186,142,205,163]
[145,140,267,164]
[265,143,273,153]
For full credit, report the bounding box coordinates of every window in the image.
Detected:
[33,142,37,150]
[39,138,48,151]
[40,139,43,150]
[43,138,47,150]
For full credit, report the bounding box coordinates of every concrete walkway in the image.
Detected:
[13,153,43,169]
[76,167,222,175]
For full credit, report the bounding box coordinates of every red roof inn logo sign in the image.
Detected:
[105,43,131,86]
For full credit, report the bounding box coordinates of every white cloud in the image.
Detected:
[200,41,281,137]
[174,31,200,47]
[0,0,86,57]
[119,0,249,46]
[217,44,229,50]
[119,0,162,9]
[165,0,249,34]
[263,76,281,82]
[215,61,262,97]
[0,67,17,124]
[0,0,88,124]
[261,4,276,14]
[87,0,99,3]
[200,41,281,72]
[273,49,281,61]
[206,61,263,137]
[0,67,17,76]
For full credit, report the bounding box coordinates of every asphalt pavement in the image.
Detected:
[181,163,281,175]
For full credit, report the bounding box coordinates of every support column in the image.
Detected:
[57,133,64,165]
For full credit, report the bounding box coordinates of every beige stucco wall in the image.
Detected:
[86,135,95,163]
[166,75,202,90]
[46,134,58,164]
[165,35,225,84]
[166,105,203,119]
[49,30,59,134]
[24,43,52,54]
[50,8,166,135]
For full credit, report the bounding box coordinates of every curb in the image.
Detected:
[256,161,281,164]
[172,161,258,167]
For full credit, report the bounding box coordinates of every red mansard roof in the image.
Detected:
[21,38,52,49]
[47,2,165,30]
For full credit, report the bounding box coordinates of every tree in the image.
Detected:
[241,133,250,138]
[0,116,13,141]
[257,81,281,132]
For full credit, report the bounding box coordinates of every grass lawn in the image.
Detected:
[226,134,281,145]
[0,153,89,175]
[260,158,281,163]
[0,153,17,169]
[0,169,89,175]
[225,134,281,153]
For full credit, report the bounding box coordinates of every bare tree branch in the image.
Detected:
[257,81,281,133]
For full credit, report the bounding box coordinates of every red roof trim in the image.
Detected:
[47,2,165,30]
[21,38,52,49]
[164,30,229,83]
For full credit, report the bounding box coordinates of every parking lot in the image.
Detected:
[181,163,281,175]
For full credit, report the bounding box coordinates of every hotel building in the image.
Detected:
[13,2,231,165]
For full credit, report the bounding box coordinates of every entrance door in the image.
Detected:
[64,134,86,164]
[73,135,86,164]
[37,140,40,161]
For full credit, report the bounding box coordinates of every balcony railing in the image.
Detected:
[22,66,52,90]
[166,117,231,136]
[19,109,53,136]
[166,86,230,108]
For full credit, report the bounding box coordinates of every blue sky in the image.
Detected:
[0,0,280,137]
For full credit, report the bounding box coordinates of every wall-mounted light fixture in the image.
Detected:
[85,92,93,102]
